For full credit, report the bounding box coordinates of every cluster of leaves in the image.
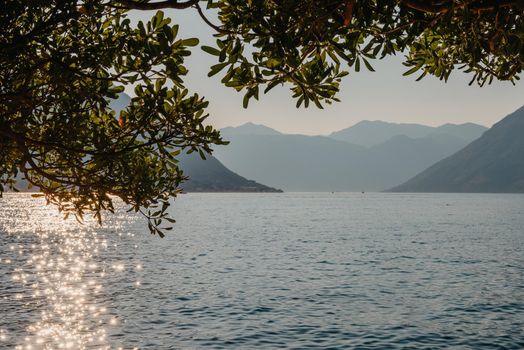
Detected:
[201,0,523,107]
[1,0,522,236]
[0,0,225,236]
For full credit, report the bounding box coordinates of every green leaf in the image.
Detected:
[201,46,221,56]
[264,80,280,94]
[266,58,283,68]
[154,11,164,28]
[208,63,229,77]
[171,25,179,38]
[403,65,421,76]
[180,38,199,47]
[363,58,375,72]
[243,92,251,108]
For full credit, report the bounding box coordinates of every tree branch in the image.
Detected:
[400,0,452,14]
[194,3,234,34]
[400,0,519,14]
[116,0,199,10]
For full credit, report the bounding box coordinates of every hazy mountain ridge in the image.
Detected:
[435,123,488,142]
[389,105,524,193]
[178,152,282,192]
[213,127,479,191]
[221,122,283,137]
[214,134,369,192]
[104,94,507,193]
[328,120,487,147]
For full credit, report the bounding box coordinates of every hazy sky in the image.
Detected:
[128,9,524,135]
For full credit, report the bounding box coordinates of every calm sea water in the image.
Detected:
[0,193,523,349]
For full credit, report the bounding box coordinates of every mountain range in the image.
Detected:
[214,121,488,191]
[389,105,524,193]
[178,152,281,192]
[329,120,487,147]
[107,94,523,193]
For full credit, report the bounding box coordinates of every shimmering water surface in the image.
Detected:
[1,193,523,349]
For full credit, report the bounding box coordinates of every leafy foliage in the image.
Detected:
[202,0,523,106]
[1,0,522,236]
[0,1,224,236]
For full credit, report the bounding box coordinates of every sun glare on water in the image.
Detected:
[0,194,140,349]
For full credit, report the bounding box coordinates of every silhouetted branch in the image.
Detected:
[116,0,199,10]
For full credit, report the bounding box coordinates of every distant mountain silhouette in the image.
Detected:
[221,122,282,137]
[213,128,479,191]
[364,133,471,186]
[214,134,368,191]
[178,152,282,192]
[434,123,488,143]
[389,106,524,193]
[329,120,487,147]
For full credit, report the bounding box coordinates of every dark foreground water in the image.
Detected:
[0,193,523,349]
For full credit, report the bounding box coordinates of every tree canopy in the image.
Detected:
[1,0,522,236]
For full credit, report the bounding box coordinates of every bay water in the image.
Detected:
[0,193,523,349]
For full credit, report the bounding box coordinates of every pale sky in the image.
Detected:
[128,9,524,135]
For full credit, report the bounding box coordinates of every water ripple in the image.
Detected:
[1,193,523,349]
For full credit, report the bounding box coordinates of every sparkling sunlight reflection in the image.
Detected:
[0,194,140,349]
